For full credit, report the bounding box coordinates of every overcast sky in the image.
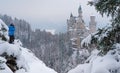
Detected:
[0,0,109,32]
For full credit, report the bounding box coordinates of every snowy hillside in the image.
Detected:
[0,40,57,73]
[0,19,57,73]
[18,42,58,73]
[68,44,120,73]
[16,40,57,73]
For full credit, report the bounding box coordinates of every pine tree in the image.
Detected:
[88,0,120,54]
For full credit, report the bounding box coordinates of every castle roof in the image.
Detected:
[78,5,82,14]
[70,13,73,17]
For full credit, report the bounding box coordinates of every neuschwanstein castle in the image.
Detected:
[67,5,97,49]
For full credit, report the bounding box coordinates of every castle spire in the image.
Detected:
[78,5,82,17]
[70,13,73,17]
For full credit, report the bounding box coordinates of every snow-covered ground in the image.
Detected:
[20,43,57,73]
[0,40,57,73]
[68,44,120,73]
[0,19,57,73]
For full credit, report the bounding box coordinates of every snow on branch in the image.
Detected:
[81,34,94,48]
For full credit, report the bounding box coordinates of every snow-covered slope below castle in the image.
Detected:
[68,43,120,73]
[0,40,57,73]
[20,43,57,73]
[0,42,58,73]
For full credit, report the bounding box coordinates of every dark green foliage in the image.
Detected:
[91,25,120,54]
[88,0,120,54]
[91,26,119,54]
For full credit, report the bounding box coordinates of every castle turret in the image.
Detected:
[78,5,82,18]
[89,16,97,33]
[67,13,76,38]
[69,13,76,28]
[70,13,73,18]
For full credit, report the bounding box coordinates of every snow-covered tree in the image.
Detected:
[0,19,9,41]
[86,0,120,54]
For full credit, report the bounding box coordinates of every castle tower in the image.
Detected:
[89,16,97,33]
[74,5,85,49]
[78,5,82,18]
[67,13,74,31]
[67,5,95,50]
[77,5,85,30]
[67,13,76,39]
